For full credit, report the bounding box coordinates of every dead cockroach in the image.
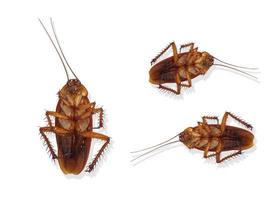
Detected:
[132,112,254,163]
[38,19,110,175]
[149,42,258,94]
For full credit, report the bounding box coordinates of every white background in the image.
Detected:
[0,0,276,199]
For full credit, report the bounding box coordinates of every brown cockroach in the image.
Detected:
[38,19,110,174]
[132,112,254,163]
[149,42,258,94]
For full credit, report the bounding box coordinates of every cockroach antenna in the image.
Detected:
[38,18,69,80]
[213,56,258,70]
[38,18,79,80]
[131,133,180,153]
[131,134,180,162]
[50,18,79,80]
[131,141,180,162]
[212,56,259,79]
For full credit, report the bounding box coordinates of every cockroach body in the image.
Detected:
[39,19,110,174]
[149,42,258,94]
[132,112,254,163]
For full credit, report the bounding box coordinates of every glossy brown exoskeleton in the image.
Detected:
[132,112,254,163]
[149,42,258,94]
[39,19,110,174]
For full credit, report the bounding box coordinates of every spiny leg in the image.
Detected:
[39,129,58,160]
[93,107,104,129]
[200,116,219,132]
[216,150,242,163]
[45,111,70,129]
[179,42,195,53]
[158,68,193,95]
[220,112,253,133]
[158,72,182,94]
[158,84,181,95]
[202,116,219,125]
[207,141,242,163]
[151,42,178,65]
[39,110,71,159]
[79,131,110,172]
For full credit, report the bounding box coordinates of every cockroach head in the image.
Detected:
[60,79,88,97]
[200,52,214,68]
[67,79,82,93]
[179,127,201,149]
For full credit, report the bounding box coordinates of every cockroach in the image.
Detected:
[38,19,110,174]
[149,42,258,94]
[132,112,254,163]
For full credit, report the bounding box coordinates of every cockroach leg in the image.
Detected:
[40,126,70,136]
[158,84,181,94]
[180,68,192,88]
[202,116,219,124]
[46,111,69,121]
[179,42,194,53]
[78,108,94,120]
[203,141,212,158]
[151,42,178,65]
[76,102,96,118]
[58,93,71,106]
[221,112,253,133]
[78,102,96,111]
[77,103,102,126]
[79,131,110,172]
[213,141,223,162]
[196,121,210,132]
[159,71,192,94]
[216,150,242,163]
[93,107,104,129]
[205,153,217,158]
[212,141,242,163]
[45,111,71,132]
[160,69,192,94]
[41,111,71,137]
[79,131,108,140]
[39,130,58,159]
[77,104,103,129]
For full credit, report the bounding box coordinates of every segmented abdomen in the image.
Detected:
[195,125,254,152]
[55,97,93,174]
